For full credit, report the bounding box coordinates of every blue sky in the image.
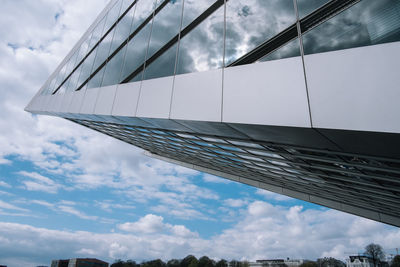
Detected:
[0,1,399,267]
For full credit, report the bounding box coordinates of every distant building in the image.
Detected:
[249,259,304,267]
[346,256,389,267]
[51,258,108,267]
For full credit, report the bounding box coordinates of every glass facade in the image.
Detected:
[41,0,400,95]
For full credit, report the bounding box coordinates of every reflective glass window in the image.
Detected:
[88,17,107,52]
[147,0,183,58]
[143,43,177,80]
[53,64,68,93]
[109,3,136,54]
[101,45,127,87]
[225,0,297,66]
[302,0,400,55]
[259,37,301,62]
[76,47,97,90]
[130,0,157,32]
[181,0,216,29]
[87,66,106,89]
[176,5,224,75]
[103,0,123,33]
[66,65,82,92]
[91,28,115,72]
[296,0,329,19]
[120,0,134,15]
[120,22,152,82]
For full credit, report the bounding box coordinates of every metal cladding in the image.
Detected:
[26,0,400,227]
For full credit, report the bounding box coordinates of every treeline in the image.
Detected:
[111,255,244,267]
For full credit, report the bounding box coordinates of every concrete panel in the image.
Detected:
[112,82,141,117]
[171,69,222,122]
[259,183,283,195]
[240,177,260,187]
[305,41,400,133]
[137,76,174,119]
[282,189,310,202]
[309,195,341,210]
[223,57,311,127]
[80,88,98,114]
[380,213,400,226]
[94,85,117,115]
[69,90,86,114]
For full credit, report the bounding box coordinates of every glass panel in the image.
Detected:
[53,64,67,93]
[147,0,183,58]
[176,5,224,75]
[302,0,400,55]
[74,36,92,68]
[76,48,97,90]
[259,37,301,62]
[101,45,127,86]
[143,43,177,80]
[121,0,134,15]
[128,70,143,82]
[225,0,297,66]
[66,65,82,92]
[130,0,157,33]
[109,4,135,54]
[103,0,123,33]
[296,0,330,19]
[120,22,152,81]
[88,17,106,51]
[87,67,106,89]
[181,0,216,29]
[91,27,115,72]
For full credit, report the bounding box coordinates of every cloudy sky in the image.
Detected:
[0,0,399,266]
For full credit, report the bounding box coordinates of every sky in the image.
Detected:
[0,0,399,267]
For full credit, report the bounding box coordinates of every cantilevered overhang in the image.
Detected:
[26,41,400,227]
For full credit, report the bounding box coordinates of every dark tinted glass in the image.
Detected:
[302,0,400,55]
[176,5,224,75]
[296,0,329,18]
[101,46,127,86]
[143,43,178,80]
[147,0,183,58]
[225,0,297,66]
[259,37,301,62]
[120,22,152,81]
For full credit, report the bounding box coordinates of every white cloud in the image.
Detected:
[18,171,62,194]
[0,200,29,212]
[223,198,248,208]
[118,214,166,234]
[58,205,98,221]
[0,181,11,188]
[256,188,294,202]
[0,203,399,267]
[202,174,232,184]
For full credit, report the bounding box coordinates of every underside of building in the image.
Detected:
[26,0,400,227]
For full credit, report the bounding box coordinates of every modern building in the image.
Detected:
[26,0,400,227]
[346,256,389,267]
[51,258,108,267]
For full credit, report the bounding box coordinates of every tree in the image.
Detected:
[198,256,215,267]
[168,259,181,267]
[391,255,400,267]
[181,255,198,267]
[300,261,318,267]
[216,260,228,267]
[365,243,385,267]
[317,258,345,267]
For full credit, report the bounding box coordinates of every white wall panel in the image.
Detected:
[223,57,311,127]
[136,76,174,119]
[69,90,86,114]
[170,69,222,122]
[61,93,74,113]
[94,85,117,115]
[112,82,141,117]
[305,42,400,133]
[80,89,98,114]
